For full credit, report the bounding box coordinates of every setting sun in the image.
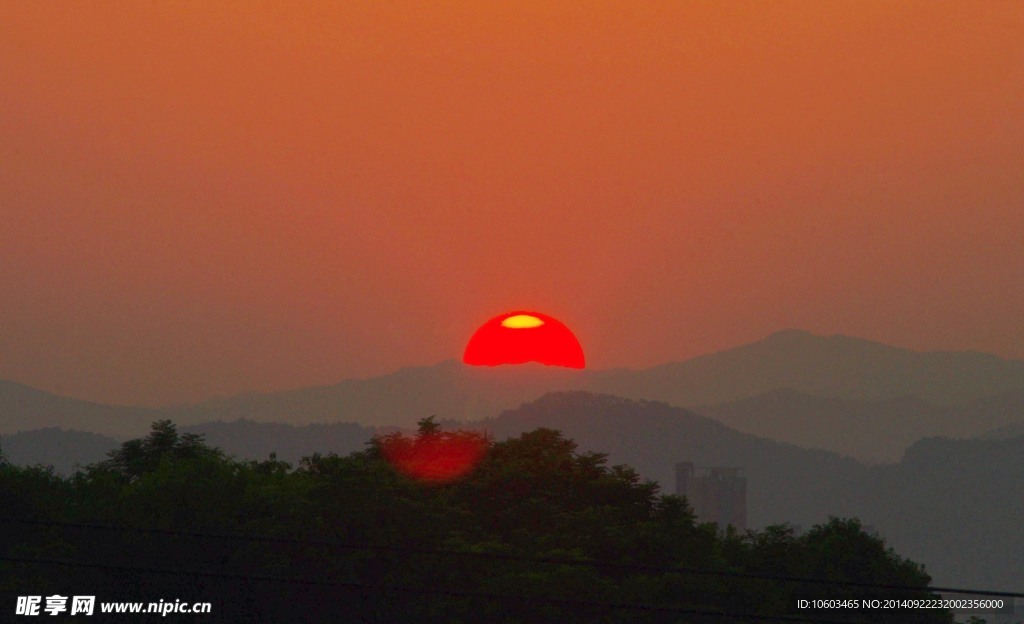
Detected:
[463,311,585,369]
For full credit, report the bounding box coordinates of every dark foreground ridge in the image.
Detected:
[1,419,956,624]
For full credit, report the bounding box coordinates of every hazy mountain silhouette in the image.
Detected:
[591,329,1024,407]
[182,420,375,465]
[826,435,1024,590]
[0,379,157,438]
[467,391,864,528]
[0,421,378,475]
[155,329,1024,433]
[4,329,1024,439]
[979,420,1024,441]
[474,392,1023,591]
[4,391,862,528]
[693,388,1024,463]
[5,391,1019,591]
[0,427,121,474]
[168,360,585,429]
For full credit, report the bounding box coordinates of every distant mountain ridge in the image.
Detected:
[3,329,1024,439]
[4,391,1020,591]
[591,329,1024,407]
[167,359,585,431]
[692,388,1024,463]
[183,420,375,465]
[826,434,1024,590]
[476,392,1024,590]
[0,421,377,476]
[4,391,864,528]
[165,329,1024,431]
[979,420,1024,440]
[0,427,121,474]
[0,379,158,438]
[466,391,865,528]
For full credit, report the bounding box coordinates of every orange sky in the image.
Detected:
[1,1,1022,406]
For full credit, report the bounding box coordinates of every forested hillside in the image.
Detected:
[0,420,950,623]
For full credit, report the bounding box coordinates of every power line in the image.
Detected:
[3,516,1021,599]
[0,553,859,624]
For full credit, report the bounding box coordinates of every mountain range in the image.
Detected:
[4,391,1020,592]
[692,388,1024,463]
[592,328,1024,406]
[173,329,1024,432]
[4,329,1024,444]
[477,393,1024,592]
[0,379,160,438]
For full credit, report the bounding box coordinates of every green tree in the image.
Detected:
[0,420,958,623]
[97,420,223,483]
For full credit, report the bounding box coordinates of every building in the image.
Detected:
[675,461,747,530]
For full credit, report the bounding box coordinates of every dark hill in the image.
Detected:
[471,391,864,528]
[476,392,1024,591]
[183,420,375,465]
[0,421,377,474]
[6,391,1018,593]
[980,420,1024,440]
[693,388,1024,463]
[826,435,1024,590]
[0,428,121,474]
[0,379,157,438]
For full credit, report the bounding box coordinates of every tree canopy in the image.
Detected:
[0,419,953,623]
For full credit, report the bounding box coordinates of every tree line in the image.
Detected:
[0,419,952,623]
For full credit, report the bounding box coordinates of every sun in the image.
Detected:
[463,311,585,369]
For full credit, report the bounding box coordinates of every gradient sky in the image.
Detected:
[2,2,1022,406]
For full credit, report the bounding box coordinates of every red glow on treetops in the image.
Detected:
[378,422,489,484]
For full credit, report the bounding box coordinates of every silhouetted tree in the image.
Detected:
[96,419,222,483]
[0,420,954,623]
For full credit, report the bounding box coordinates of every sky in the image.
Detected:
[1,1,1022,406]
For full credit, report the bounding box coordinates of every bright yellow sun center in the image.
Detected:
[501,314,545,329]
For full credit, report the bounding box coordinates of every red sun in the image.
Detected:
[463,311,585,369]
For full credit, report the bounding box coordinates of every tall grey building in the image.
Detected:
[675,461,747,530]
